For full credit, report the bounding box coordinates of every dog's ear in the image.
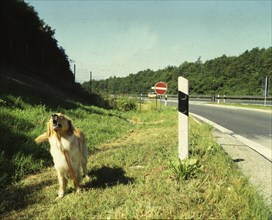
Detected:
[35,119,52,144]
[47,121,53,137]
[35,132,48,143]
[68,120,75,135]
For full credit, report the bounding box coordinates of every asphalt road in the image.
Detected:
[189,104,272,150]
[166,98,272,106]
[167,99,272,151]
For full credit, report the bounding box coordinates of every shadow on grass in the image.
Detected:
[0,112,51,187]
[85,166,134,189]
[0,178,55,216]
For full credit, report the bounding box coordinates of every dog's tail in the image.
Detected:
[35,132,49,143]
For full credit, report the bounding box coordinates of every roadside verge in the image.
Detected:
[190,112,272,210]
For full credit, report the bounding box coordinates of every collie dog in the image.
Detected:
[35,113,88,199]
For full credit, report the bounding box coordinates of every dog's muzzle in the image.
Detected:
[52,114,62,129]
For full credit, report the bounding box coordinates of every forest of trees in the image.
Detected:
[83,47,272,96]
[1,0,74,83]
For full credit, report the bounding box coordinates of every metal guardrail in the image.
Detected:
[214,95,272,100]
[110,94,272,105]
[145,94,272,106]
[167,94,272,100]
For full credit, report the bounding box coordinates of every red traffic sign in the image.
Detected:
[153,81,167,95]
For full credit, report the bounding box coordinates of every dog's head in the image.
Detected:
[48,113,74,137]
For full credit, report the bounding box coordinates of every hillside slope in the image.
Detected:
[0,65,105,109]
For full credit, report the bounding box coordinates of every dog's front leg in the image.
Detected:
[74,168,81,193]
[56,171,67,199]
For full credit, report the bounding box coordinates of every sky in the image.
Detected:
[26,0,272,83]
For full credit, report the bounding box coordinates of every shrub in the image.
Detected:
[115,97,137,111]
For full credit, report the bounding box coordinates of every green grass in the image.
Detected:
[0,102,271,219]
[0,95,132,187]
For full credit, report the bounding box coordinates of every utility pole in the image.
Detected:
[263,76,269,106]
[41,49,44,69]
[26,43,29,64]
[74,64,76,81]
[89,71,92,93]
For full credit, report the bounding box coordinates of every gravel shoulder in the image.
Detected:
[213,128,272,210]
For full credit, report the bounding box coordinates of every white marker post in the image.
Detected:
[178,77,189,160]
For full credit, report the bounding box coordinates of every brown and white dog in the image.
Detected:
[35,113,88,199]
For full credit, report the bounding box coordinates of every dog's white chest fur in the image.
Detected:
[49,136,74,169]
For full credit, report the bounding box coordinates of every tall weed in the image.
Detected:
[171,158,203,181]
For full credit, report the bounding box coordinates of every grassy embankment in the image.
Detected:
[0,96,271,219]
